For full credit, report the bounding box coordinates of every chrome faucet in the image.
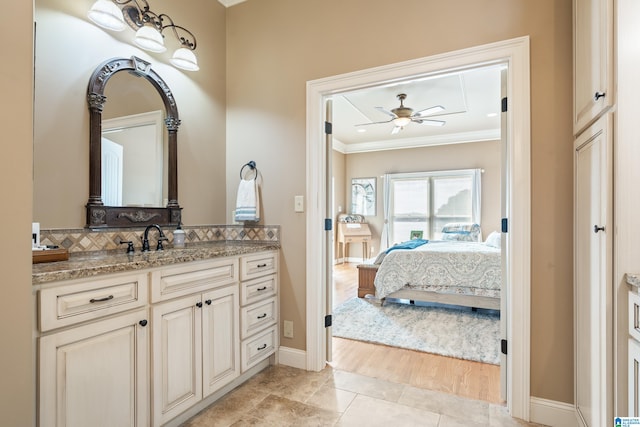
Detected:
[141,224,168,252]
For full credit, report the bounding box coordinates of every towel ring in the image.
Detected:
[240,161,258,180]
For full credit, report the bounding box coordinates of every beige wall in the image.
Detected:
[341,141,501,259]
[0,1,35,425]
[227,0,574,403]
[33,0,227,228]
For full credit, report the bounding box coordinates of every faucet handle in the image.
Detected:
[119,240,135,254]
[156,236,169,251]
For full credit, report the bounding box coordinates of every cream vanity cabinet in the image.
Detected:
[36,248,279,427]
[150,257,240,426]
[37,272,150,427]
[573,0,613,134]
[239,251,279,372]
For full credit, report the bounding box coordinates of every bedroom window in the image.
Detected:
[387,169,481,243]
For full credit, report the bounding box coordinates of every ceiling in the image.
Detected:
[331,64,504,154]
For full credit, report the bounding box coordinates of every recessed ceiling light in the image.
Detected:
[487,112,498,118]
[357,129,367,133]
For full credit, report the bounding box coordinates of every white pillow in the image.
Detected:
[485,231,501,248]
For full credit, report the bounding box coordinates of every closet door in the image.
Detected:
[574,114,613,427]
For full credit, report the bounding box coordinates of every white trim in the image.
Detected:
[530,397,578,427]
[277,346,307,370]
[306,36,531,421]
[217,0,246,7]
[336,129,501,154]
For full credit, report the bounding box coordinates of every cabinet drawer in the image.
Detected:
[241,325,277,372]
[630,291,640,342]
[241,297,277,339]
[151,258,238,302]
[240,274,277,306]
[39,272,148,332]
[240,251,278,281]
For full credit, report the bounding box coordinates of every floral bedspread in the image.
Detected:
[374,241,502,299]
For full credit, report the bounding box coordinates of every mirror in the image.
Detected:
[351,177,376,216]
[87,56,181,228]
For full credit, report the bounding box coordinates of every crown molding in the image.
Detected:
[334,128,500,154]
[218,0,247,7]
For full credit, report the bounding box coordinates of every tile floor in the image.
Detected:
[182,365,545,426]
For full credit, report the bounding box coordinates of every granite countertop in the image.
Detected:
[627,273,640,289]
[32,241,280,285]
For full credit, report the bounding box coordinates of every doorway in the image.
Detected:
[306,37,531,419]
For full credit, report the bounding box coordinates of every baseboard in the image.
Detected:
[278,346,307,370]
[530,397,577,427]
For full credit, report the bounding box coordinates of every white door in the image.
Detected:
[574,114,613,427]
[39,309,149,427]
[152,294,202,426]
[101,137,123,206]
[325,98,333,362]
[202,285,240,397]
[499,67,508,401]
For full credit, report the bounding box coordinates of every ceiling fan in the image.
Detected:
[355,93,445,134]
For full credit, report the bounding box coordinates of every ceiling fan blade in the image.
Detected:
[412,118,446,127]
[415,105,445,117]
[375,106,397,118]
[391,126,402,135]
[354,118,394,127]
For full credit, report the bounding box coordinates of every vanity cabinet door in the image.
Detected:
[152,294,202,426]
[39,308,149,427]
[202,285,240,397]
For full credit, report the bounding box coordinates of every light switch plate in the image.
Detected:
[294,195,304,212]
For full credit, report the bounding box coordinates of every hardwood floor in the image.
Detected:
[330,262,502,404]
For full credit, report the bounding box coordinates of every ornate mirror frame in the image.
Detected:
[86,56,182,228]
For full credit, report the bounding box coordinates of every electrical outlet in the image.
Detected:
[284,320,294,338]
[294,196,304,212]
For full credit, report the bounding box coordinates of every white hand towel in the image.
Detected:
[235,178,260,222]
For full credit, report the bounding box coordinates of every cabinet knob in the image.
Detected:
[594,91,606,101]
[196,302,203,308]
[139,319,148,327]
[205,299,212,305]
[594,225,605,233]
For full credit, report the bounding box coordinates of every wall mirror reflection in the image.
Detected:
[101,110,166,207]
[351,177,376,216]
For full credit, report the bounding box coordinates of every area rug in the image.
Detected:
[332,297,500,364]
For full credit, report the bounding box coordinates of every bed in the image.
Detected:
[369,224,502,310]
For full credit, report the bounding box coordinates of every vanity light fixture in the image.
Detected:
[87,0,199,71]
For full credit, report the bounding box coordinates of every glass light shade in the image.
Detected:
[170,48,200,71]
[393,117,412,127]
[88,0,125,31]
[134,26,166,53]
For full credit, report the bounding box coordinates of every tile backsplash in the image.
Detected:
[40,224,280,253]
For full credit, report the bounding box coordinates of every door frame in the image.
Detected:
[305,36,531,420]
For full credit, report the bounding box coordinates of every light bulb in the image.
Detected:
[88,0,125,31]
[133,26,166,53]
[170,48,200,71]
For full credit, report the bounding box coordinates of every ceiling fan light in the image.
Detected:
[170,48,200,71]
[134,26,166,53]
[88,0,125,31]
[393,117,411,127]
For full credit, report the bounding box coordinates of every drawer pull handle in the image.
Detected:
[257,263,268,268]
[89,295,114,303]
[257,286,267,291]
[139,319,148,327]
[205,299,212,305]
[257,344,267,351]
[594,225,605,233]
[257,313,267,319]
[594,91,606,101]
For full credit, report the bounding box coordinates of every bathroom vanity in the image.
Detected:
[33,243,279,427]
